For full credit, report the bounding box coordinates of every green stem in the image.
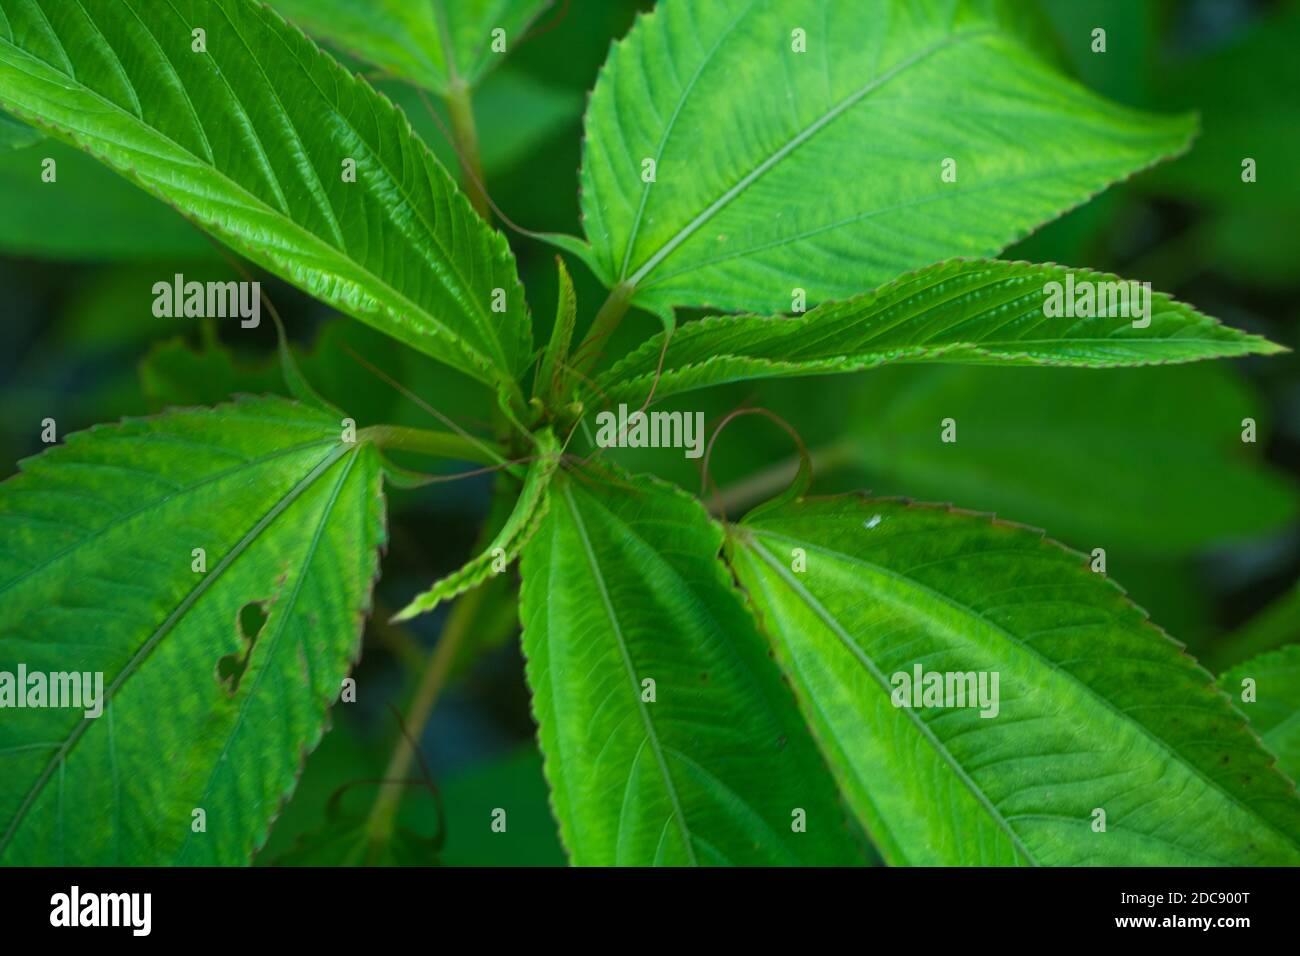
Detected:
[429,0,488,220]
[574,282,636,377]
[368,597,427,675]
[445,81,490,219]
[364,583,489,856]
[360,424,507,467]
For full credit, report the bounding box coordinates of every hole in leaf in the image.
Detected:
[217,601,268,695]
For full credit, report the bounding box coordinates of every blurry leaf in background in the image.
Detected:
[0,108,40,149]
[1219,645,1300,783]
[837,363,1296,556]
[0,362,149,476]
[139,337,283,409]
[140,316,493,434]
[1006,2,1300,295]
[1207,581,1300,673]
[56,267,212,357]
[1037,0,1163,105]
[1105,554,1217,657]
[269,0,552,95]
[1149,8,1300,216]
[509,0,652,91]
[0,141,215,260]
[435,746,566,866]
[296,322,494,434]
[1198,206,1300,292]
[1003,189,1123,270]
[1,262,270,478]
[1147,7,1300,288]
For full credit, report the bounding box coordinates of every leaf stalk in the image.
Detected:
[573,282,636,377]
[359,424,507,467]
[363,582,488,857]
[444,81,490,219]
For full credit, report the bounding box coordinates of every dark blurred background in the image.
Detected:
[1,0,1296,863]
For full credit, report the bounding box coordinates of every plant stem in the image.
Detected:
[708,441,857,517]
[445,81,490,219]
[359,424,507,467]
[363,583,489,855]
[368,597,427,675]
[573,282,636,376]
[429,0,489,219]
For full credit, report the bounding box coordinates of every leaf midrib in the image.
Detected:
[743,533,1036,866]
[634,160,1169,291]
[0,435,337,601]
[749,524,1298,858]
[0,19,512,385]
[0,442,353,857]
[604,337,1259,405]
[616,0,760,282]
[601,257,1261,400]
[174,445,363,864]
[621,26,998,291]
[217,0,516,378]
[560,482,698,866]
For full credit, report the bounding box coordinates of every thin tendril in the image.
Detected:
[699,406,809,522]
[388,454,546,488]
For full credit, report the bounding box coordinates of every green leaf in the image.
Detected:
[0,69,577,262]
[533,256,578,405]
[0,108,39,149]
[519,466,863,865]
[725,495,1300,865]
[840,363,1297,555]
[0,397,385,864]
[598,259,1282,406]
[392,429,560,622]
[1219,647,1300,784]
[1149,8,1300,217]
[0,0,531,396]
[569,0,1195,317]
[139,337,284,409]
[269,0,551,95]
